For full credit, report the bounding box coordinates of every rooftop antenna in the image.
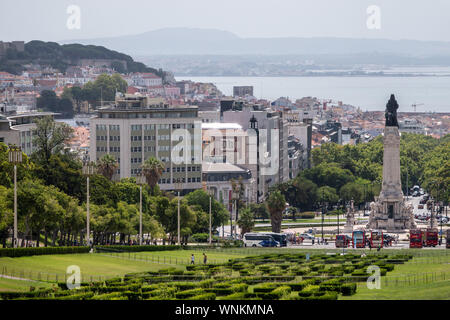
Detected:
[411,103,423,112]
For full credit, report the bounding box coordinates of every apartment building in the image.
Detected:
[89,95,202,193]
[222,103,289,201]
[0,112,59,155]
[233,86,253,97]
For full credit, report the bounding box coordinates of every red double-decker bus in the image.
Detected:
[446,230,450,249]
[409,229,422,248]
[423,228,438,247]
[352,230,365,248]
[335,234,350,248]
[370,230,383,248]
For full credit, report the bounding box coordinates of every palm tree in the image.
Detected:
[141,157,165,192]
[266,190,286,233]
[97,154,118,180]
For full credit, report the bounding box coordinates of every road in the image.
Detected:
[218,194,449,240]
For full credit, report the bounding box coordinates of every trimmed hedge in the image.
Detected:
[187,293,216,300]
[175,288,206,299]
[253,283,278,293]
[341,283,357,296]
[95,245,180,253]
[0,246,90,258]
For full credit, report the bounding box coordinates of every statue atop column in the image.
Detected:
[367,94,417,231]
[385,94,399,127]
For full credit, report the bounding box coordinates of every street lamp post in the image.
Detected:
[82,161,96,247]
[207,188,213,245]
[174,180,183,245]
[8,145,22,248]
[406,162,409,201]
[136,174,147,246]
[337,199,341,235]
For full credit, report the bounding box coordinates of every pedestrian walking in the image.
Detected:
[191,254,195,264]
[203,253,207,264]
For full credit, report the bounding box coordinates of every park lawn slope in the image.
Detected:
[0,277,52,292]
[340,255,450,300]
[0,253,184,282]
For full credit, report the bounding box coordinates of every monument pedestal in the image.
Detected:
[367,126,416,231]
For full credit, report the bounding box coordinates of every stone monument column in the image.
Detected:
[367,94,416,231]
[379,126,404,228]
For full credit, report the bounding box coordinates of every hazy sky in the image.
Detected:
[1,0,450,42]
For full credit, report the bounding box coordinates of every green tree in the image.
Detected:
[184,189,228,229]
[317,186,339,204]
[237,208,255,235]
[266,190,286,233]
[0,143,32,188]
[31,116,74,165]
[248,203,269,220]
[141,157,165,194]
[36,90,58,111]
[339,182,364,204]
[32,153,83,200]
[0,186,12,247]
[57,97,74,118]
[97,154,119,181]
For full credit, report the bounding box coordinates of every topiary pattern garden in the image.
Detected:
[0,252,412,300]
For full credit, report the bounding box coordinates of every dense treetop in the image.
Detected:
[0,41,165,77]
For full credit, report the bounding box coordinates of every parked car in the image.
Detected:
[438,217,448,224]
[418,204,424,209]
[300,233,315,240]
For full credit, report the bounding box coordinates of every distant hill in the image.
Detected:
[0,40,165,76]
[63,27,450,58]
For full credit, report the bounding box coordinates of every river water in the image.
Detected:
[178,76,450,113]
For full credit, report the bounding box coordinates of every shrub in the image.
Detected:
[341,283,357,296]
[314,291,338,300]
[198,279,215,288]
[383,264,395,272]
[319,278,343,292]
[297,285,320,297]
[253,283,278,293]
[286,280,315,291]
[232,283,249,293]
[204,288,234,296]
[191,233,209,243]
[92,292,124,300]
[0,246,90,258]
[55,292,94,300]
[298,212,315,219]
[344,266,355,274]
[291,267,310,275]
[175,288,205,299]
[142,287,177,299]
[221,292,247,300]
[187,293,216,300]
[173,282,198,291]
[95,245,180,253]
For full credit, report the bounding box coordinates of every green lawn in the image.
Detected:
[0,277,52,292]
[0,249,248,286]
[340,255,450,300]
[0,253,185,283]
